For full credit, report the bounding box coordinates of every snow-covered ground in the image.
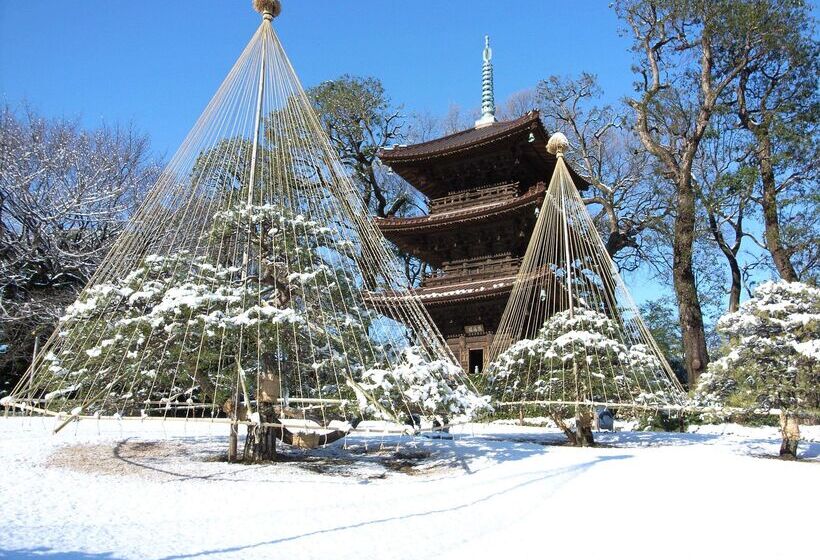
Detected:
[1,417,818,560]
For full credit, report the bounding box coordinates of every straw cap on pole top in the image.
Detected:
[253,0,282,20]
[547,132,570,157]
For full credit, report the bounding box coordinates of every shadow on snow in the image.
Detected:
[95,431,568,482]
[156,453,633,559]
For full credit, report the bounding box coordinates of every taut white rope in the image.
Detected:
[7,2,487,437]
[485,137,686,416]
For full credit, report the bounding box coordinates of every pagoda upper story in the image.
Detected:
[377,110,587,267]
[379,110,587,198]
[373,37,588,374]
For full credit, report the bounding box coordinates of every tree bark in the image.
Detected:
[241,400,280,462]
[726,257,742,314]
[758,133,799,282]
[549,412,577,446]
[736,69,800,283]
[244,422,277,462]
[779,410,800,459]
[228,422,239,462]
[575,408,595,447]
[706,211,743,313]
[673,175,710,387]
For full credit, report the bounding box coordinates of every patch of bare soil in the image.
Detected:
[281,446,437,478]
[46,439,203,480]
[382,449,435,474]
[749,452,817,463]
[46,439,447,480]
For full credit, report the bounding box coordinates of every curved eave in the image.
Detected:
[365,278,515,310]
[377,111,590,192]
[378,112,544,164]
[417,282,513,306]
[375,186,544,235]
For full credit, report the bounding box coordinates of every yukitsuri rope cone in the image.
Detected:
[3,1,486,459]
[485,134,685,444]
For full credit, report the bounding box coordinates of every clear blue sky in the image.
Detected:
[0,0,633,156]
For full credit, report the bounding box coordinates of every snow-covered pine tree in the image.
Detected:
[39,193,487,458]
[695,281,820,458]
[485,132,685,445]
[5,3,487,462]
[489,307,670,445]
[47,201,368,412]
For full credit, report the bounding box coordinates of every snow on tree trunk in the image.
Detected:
[243,405,277,462]
[244,425,277,462]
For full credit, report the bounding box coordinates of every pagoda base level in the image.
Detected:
[447,333,495,375]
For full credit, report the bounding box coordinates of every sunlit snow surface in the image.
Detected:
[0,417,817,559]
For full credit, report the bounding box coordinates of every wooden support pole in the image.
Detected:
[53,411,81,434]
[228,422,239,462]
[30,335,39,390]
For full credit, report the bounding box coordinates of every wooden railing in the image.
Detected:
[422,253,523,287]
[429,182,520,214]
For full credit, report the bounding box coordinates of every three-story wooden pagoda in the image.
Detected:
[376,37,588,373]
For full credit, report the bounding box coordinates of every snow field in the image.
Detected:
[0,417,817,560]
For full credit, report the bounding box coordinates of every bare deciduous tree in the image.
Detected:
[537,73,669,272]
[0,105,159,392]
[497,88,537,121]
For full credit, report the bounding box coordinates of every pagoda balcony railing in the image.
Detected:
[429,181,521,214]
[422,254,523,287]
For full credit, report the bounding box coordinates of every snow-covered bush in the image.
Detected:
[489,308,671,406]
[46,201,372,412]
[695,281,820,456]
[359,346,492,422]
[487,307,678,445]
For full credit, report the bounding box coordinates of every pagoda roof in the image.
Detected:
[414,275,515,306]
[378,111,589,197]
[379,112,541,163]
[375,183,544,235]
[367,275,516,309]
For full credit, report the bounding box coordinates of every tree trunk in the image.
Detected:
[706,211,743,313]
[549,412,577,446]
[726,254,742,314]
[758,134,799,282]
[575,408,595,447]
[228,422,239,462]
[779,410,800,459]
[241,402,278,463]
[244,423,277,462]
[673,176,710,387]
